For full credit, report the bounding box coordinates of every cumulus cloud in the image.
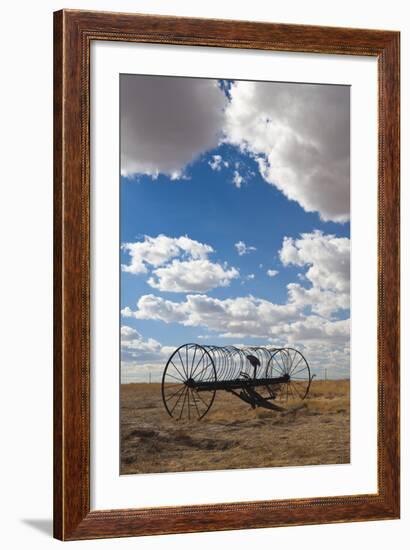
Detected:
[279,230,350,317]
[122,293,349,361]
[121,75,227,177]
[121,325,175,382]
[121,76,349,221]
[279,316,350,378]
[121,234,213,274]
[119,318,348,379]
[234,240,257,256]
[122,231,350,348]
[121,325,174,362]
[280,315,350,346]
[267,269,279,277]
[224,81,350,222]
[232,170,244,188]
[300,341,350,378]
[123,293,300,339]
[122,234,239,293]
[209,154,229,171]
[147,259,239,293]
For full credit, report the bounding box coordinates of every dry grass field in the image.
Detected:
[120,380,350,475]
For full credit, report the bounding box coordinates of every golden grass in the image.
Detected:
[120,380,350,475]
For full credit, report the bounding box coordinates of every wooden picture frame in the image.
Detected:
[53,9,400,540]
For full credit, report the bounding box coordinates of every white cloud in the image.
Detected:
[301,342,350,379]
[123,295,186,324]
[122,234,239,293]
[224,81,350,222]
[209,154,229,171]
[123,230,350,358]
[231,161,255,189]
[121,234,213,274]
[122,294,349,366]
[286,284,349,318]
[233,170,243,188]
[121,76,349,222]
[147,259,239,292]
[267,269,279,277]
[234,240,257,256]
[280,315,350,346]
[121,325,141,341]
[279,230,350,317]
[121,230,351,377]
[121,75,227,177]
[241,273,255,285]
[121,326,175,382]
[121,325,174,362]
[123,293,300,339]
[277,316,351,377]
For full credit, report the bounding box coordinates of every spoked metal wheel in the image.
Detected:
[161,343,217,421]
[265,348,311,407]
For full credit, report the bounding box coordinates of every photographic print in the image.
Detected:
[54,11,400,538]
[120,75,350,475]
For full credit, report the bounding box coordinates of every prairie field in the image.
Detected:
[120,380,350,475]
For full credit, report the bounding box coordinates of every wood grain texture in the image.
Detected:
[53,10,63,540]
[53,9,400,541]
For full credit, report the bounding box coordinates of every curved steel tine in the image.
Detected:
[162,343,312,420]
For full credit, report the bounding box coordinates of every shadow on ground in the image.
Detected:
[21,519,53,537]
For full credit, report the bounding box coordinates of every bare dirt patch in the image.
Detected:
[120,380,350,474]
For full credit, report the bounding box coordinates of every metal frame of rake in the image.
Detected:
[161,344,312,420]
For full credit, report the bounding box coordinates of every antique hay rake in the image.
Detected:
[161,344,312,420]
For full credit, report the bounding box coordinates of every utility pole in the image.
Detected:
[324,368,328,381]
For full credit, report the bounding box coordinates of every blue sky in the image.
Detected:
[120,75,350,381]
